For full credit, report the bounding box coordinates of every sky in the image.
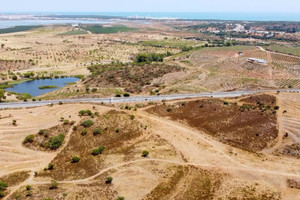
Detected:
[1,0,300,13]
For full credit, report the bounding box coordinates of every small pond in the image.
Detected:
[6,77,80,97]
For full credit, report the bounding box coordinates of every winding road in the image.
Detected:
[0,89,299,109]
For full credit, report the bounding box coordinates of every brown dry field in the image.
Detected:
[0,91,298,199]
[146,94,278,152]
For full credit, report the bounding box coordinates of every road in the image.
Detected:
[0,89,299,109]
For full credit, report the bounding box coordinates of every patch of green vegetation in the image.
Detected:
[39,85,58,89]
[81,25,136,34]
[71,156,80,163]
[0,26,42,34]
[47,134,65,150]
[0,89,4,101]
[136,52,171,63]
[23,135,35,144]
[92,145,105,156]
[0,181,8,197]
[79,110,93,116]
[17,93,31,101]
[74,75,85,79]
[142,150,149,157]
[0,79,31,89]
[267,45,300,56]
[81,120,94,127]
[59,30,88,36]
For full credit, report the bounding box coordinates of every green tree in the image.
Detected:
[71,156,80,163]
[105,177,113,184]
[23,135,34,144]
[136,53,148,63]
[142,150,149,157]
[81,120,94,127]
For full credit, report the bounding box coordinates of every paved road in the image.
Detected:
[0,89,299,109]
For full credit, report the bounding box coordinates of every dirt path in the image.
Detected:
[6,156,300,200]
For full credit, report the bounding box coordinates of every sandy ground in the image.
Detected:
[0,92,299,199]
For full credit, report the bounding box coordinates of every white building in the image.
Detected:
[248,57,267,64]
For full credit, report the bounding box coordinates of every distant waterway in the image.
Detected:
[0,19,112,29]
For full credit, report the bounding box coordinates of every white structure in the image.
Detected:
[248,57,267,64]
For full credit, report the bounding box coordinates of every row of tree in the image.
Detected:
[135,52,172,63]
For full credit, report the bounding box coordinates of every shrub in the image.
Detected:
[142,150,149,157]
[25,192,32,197]
[81,120,94,127]
[48,163,54,170]
[123,93,130,97]
[0,181,8,191]
[26,185,31,191]
[130,115,135,120]
[63,120,69,125]
[12,120,17,125]
[49,180,58,190]
[92,145,105,156]
[93,128,101,135]
[274,106,280,110]
[73,126,77,131]
[47,134,65,150]
[59,101,63,105]
[38,129,45,135]
[117,197,125,200]
[78,110,92,116]
[224,101,229,105]
[167,107,172,112]
[115,94,121,97]
[0,191,4,197]
[136,52,165,63]
[91,88,97,93]
[23,135,34,144]
[115,128,120,133]
[105,177,113,184]
[71,156,80,163]
[81,129,88,136]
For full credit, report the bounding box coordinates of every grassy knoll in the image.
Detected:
[0,26,42,34]
[81,25,136,34]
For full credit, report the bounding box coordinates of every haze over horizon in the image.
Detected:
[1,0,300,13]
